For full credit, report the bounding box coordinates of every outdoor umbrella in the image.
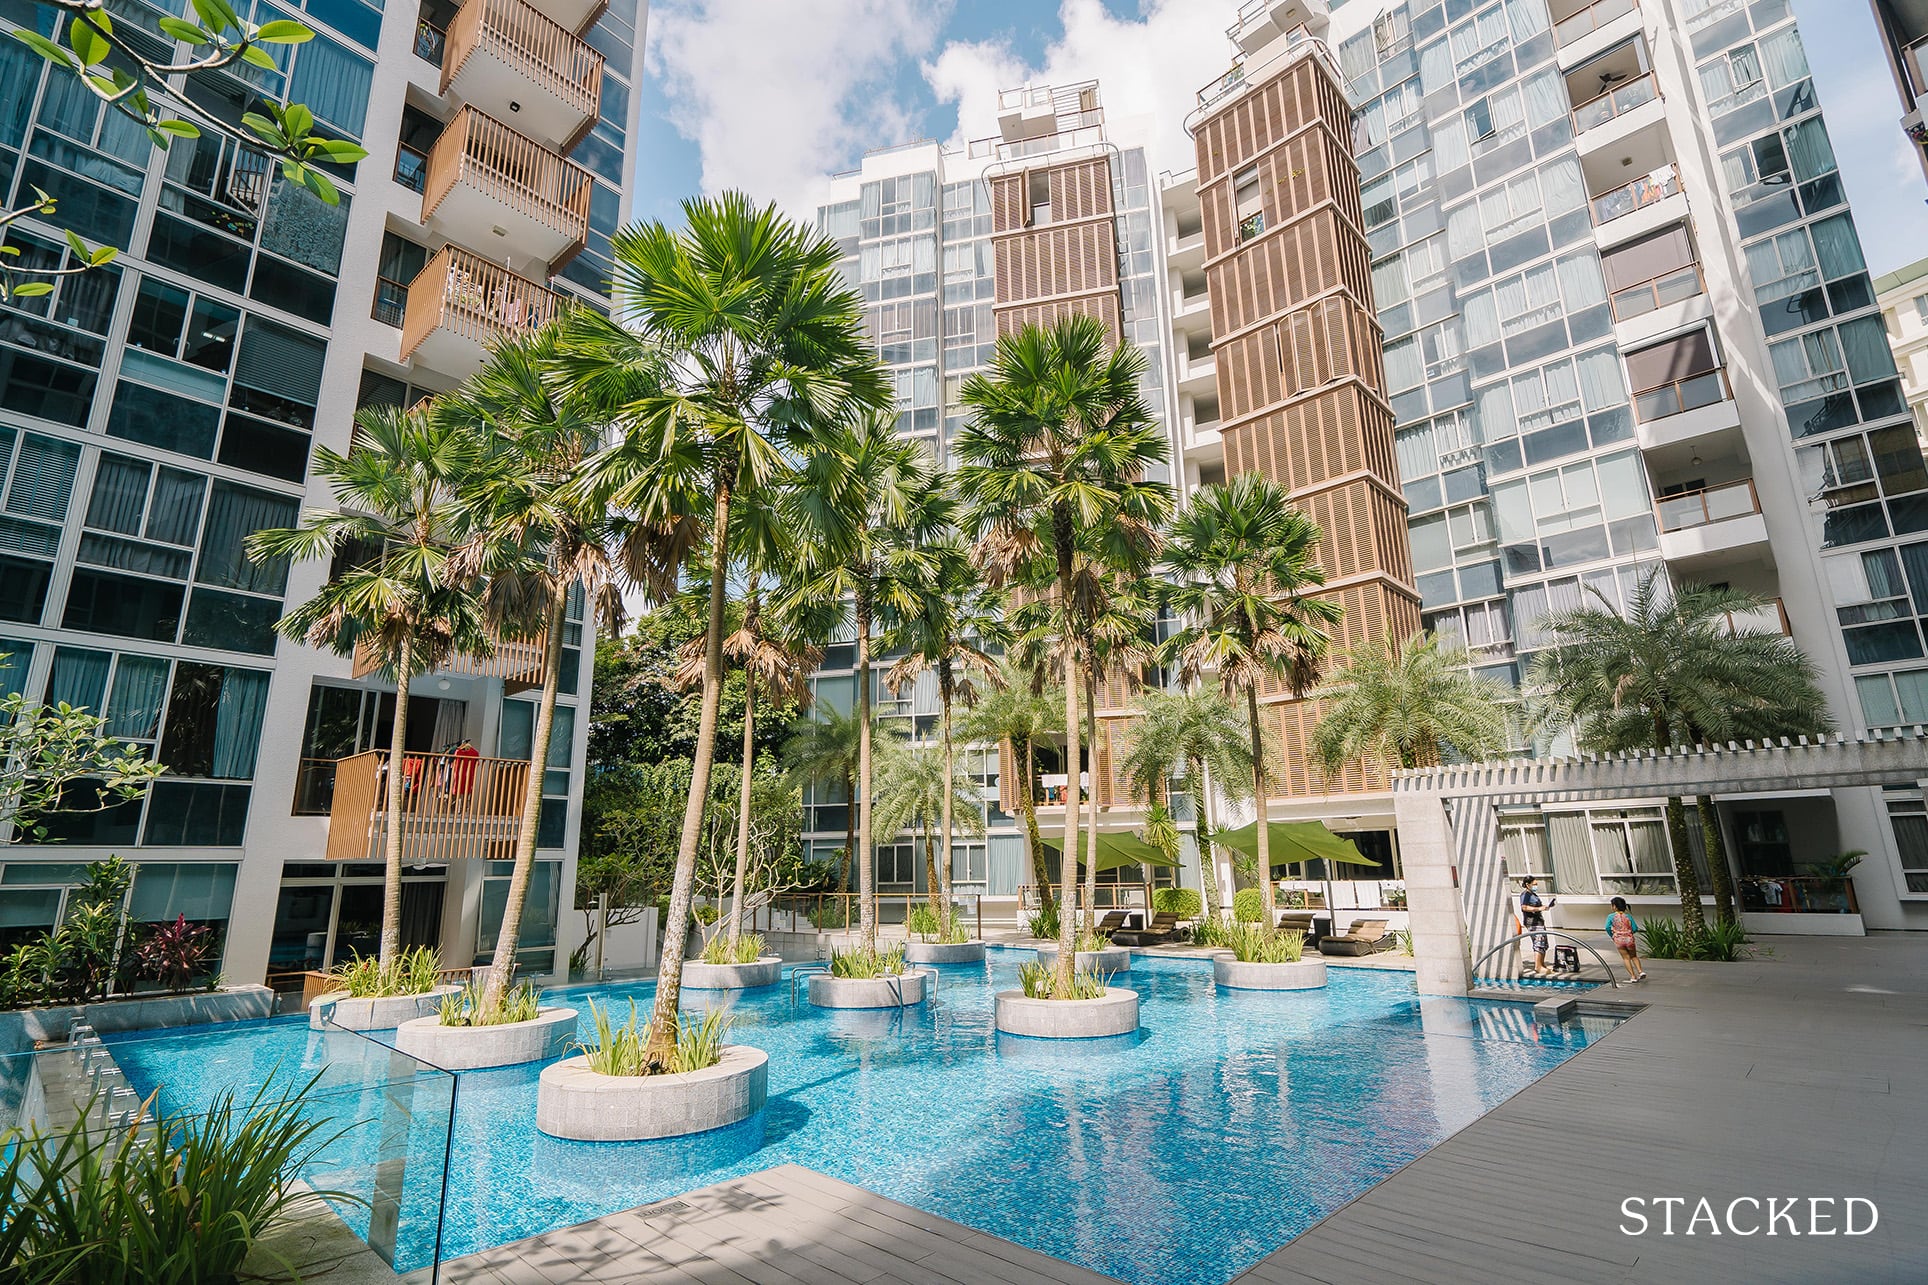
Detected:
[1211,820,1378,920]
[1038,828,1179,872]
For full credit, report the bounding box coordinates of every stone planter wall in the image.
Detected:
[1034,945,1132,974]
[393,1006,578,1070]
[904,940,985,965]
[1213,957,1327,990]
[536,1045,768,1141]
[806,970,931,1009]
[680,957,783,989]
[994,988,1139,1039]
[308,986,461,1031]
[0,986,275,1056]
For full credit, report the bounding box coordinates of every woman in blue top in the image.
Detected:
[1606,896,1646,982]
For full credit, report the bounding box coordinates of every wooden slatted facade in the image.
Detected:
[988,154,1124,342]
[1195,50,1421,801]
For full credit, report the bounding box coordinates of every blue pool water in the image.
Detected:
[110,952,1615,1284]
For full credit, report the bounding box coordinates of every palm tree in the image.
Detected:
[1117,687,1253,921]
[954,316,1171,989]
[1162,474,1341,937]
[963,667,1060,906]
[1072,572,1159,932]
[446,325,627,1006]
[1527,571,1831,933]
[1313,632,1513,775]
[562,192,887,1058]
[248,401,491,963]
[885,538,1006,926]
[782,704,864,888]
[873,744,985,919]
[783,414,948,950]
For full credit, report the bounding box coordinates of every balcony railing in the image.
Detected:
[1632,367,1729,422]
[1655,478,1760,533]
[1723,598,1790,637]
[1590,167,1678,225]
[442,0,604,125]
[1571,72,1657,132]
[1609,263,1704,321]
[372,275,409,327]
[400,244,563,367]
[326,749,529,865]
[1739,874,1858,915]
[1553,0,1635,46]
[422,106,593,252]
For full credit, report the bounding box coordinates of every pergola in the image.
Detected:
[1392,728,1928,995]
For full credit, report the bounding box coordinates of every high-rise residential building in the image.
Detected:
[1868,0,1928,182]
[0,0,648,991]
[1876,254,1928,438]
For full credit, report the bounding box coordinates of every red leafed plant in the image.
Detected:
[132,915,214,992]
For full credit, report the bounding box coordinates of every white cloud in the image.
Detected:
[645,0,946,218]
[923,0,1230,179]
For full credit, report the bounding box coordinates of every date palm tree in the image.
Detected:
[560,192,887,1058]
[963,666,1060,906]
[954,316,1171,990]
[1313,631,1513,776]
[1162,474,1340,936]
[873,744,986,921]
[885,539,1006,927]
[249,401,491,963]
[1117,687,1253,922]
[1527,571,1831,933]
[782,414,949,950]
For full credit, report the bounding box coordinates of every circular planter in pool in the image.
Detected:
[1213,957,1327,990]
[994,988,1139,1039]
[1035,945,1132,974]
[904,940,986,965]
[535,1044,769,1141]
[308,986,460,1032]
[806,970,931,1009]
[394,1007,578,1070]
[680,957,783,990]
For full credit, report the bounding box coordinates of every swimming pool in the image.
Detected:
[110,951,1616,1284]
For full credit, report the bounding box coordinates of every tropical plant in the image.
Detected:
[827,942,906,979]
[1026,902,1061,941]
[1313,631,1513,777]
[963,667,1060,906]
[874,744,985,921]
[0,1075,357,1283]
[1071,928,1108,953]
[808,900,852,930]
[885,537,1007,929]
[906,904,970,944]
[701,932,767,965]
[0,695,165,844]
[1017,959,1109,1000]
[128,915,213,993]
[1396,927,1415,957]
[438,978,541,1027]
[1232,888,1265,924]
[1118,688,1252,922]
[575,997,649,1075]
[690,769,811,942]
[1527,572,1831,934]
[249,402,492,964]
[954,316,1172,990]
[671,1007,732,1073]
[782,705,867,891]
[1152,887,1203,919]
[329,945,440,999]
[1807,850,1865,881]
[1162,474,1341,939]
[561,193,889,1062]
[1191,916,1234,948]
[1226,922,1305,963]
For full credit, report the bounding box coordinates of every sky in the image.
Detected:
[628,0,1928,274]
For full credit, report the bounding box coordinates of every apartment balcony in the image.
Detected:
[1570,73,1664,156]
[1630,366,1741,452]
[1182,411,1223,462]
[1588,167,1686,249]
[1723,598,1791,637]
[1169,224,1206,264]
[422,106,592,273]
[350,632,547,696]
[1172,284,1211,325]
[1179,348,1218,392]
[1550,0,1640,69]
[401,244,564,379]
[540,0,608,32]
[326,749,529,865]
[441,0,605,153]
[1609,261,1709,348]
[1227,0,1330,55]
[1655,479,1771,569]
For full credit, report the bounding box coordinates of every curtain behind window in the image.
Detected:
[1547,812,1599,894]
[86,455,150,534]
[212,668,270,779]
[289,34,373,137]
[196,483,298,595]
[106,655,169,741]
[47,647,111,712]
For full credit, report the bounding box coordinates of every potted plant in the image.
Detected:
[393,979,577,1070]
[536,1000,767,1141]
[1213,923,1326,990]
[903,903,985,965]
[805,943,932,1009]
[993,960,1139,1038]
[681,930,783,990]
[1384,885,1408,910]
[1034,927,1131,976]
[308,945,460,1031]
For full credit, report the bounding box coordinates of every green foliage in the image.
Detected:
[1806,850,1865,879]
[1396,927,1415,957]
[1640,918,1749,962]
[808,899,852,929]
[587,616,798,774]
[701,932,765,965]
[1232,888,1265,923]
[1152,887,1202,918]
[0,695,167,842]
[329,945,440,998]
[672,1008,731,1073]
[438,978,541,1027]
[906,904,969,944]
[1071,929,1108,953]
[1226,923,1305,963]
[575,997,649,1076]
[1190,916,1233,948]
[0,860,223,1010]
[692,903,721,926]
[0,1074,358,1283]
[1017,960,1110,999]
[827,943,905,979]
[1026,902,1061,940]
[1314,631,1513,775]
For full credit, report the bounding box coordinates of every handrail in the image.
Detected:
[422,106,593,249]
[1469,928,1622,987]
[1655,477,1760,532]
[1571,72,1657,132]
[1552,0,1636,46]
[1590,167,1678,225]
[1608,262,1704,321]
[1632,366,1730,423]
[442,0,603,123]
[325,748,529,864]
[400,244,564,366]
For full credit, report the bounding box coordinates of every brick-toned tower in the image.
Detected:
[1192,21,1421,797]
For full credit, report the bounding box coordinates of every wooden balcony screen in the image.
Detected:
[400,244,563,364]
[326,749,530,865]
[442,0,605,125]
[423,106,593,248]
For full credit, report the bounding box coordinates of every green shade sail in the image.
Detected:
[1039,829,1180,871]
[1210,820,1379,870]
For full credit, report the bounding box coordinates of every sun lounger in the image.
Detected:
[1110,912,1182,947]
[1317,918,1393,956]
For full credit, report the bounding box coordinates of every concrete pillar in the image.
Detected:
[1393,792,1470,995]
